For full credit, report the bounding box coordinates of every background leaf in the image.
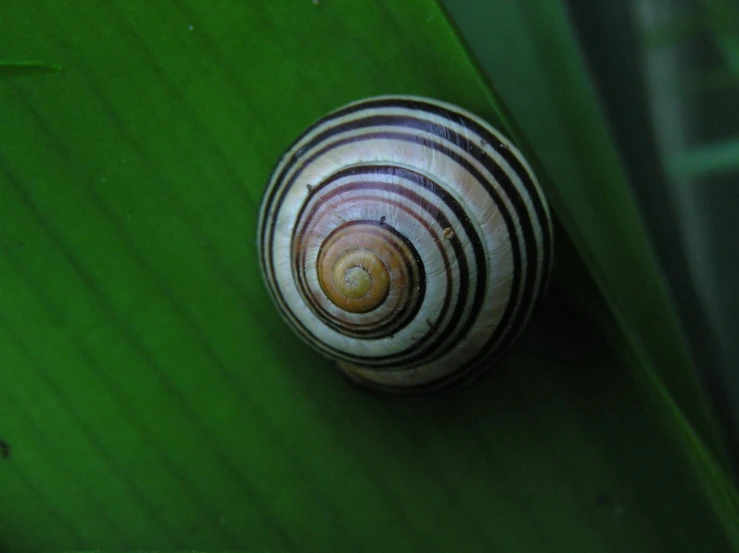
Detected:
[633,0,739,464]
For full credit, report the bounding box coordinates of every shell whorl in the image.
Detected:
[258,96,553,393]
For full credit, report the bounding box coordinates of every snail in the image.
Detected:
[257,96,553,393]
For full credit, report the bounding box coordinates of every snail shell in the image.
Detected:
[258,96,552,393]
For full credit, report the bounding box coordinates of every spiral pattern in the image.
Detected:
[257,96,552,392]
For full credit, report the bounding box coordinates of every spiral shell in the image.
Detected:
[258,96,552,393]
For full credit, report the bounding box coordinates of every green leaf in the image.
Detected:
[0,61,62,79]
[441,0,739,543]
[0,1,736,552]
[670,138,739,177]
[441,0,723,447]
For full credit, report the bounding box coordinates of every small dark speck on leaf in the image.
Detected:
[17,242,23,248]
[0,440,10,459]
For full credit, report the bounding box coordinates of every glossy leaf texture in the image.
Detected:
[0,2,736,552]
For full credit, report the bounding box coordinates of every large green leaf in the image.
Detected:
[0,1,735,552]
[440,0,723,448]
[441,0,739,537]
[635,0,739,451]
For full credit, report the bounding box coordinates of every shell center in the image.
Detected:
[337,265,372,298]
[319,248,390,313]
